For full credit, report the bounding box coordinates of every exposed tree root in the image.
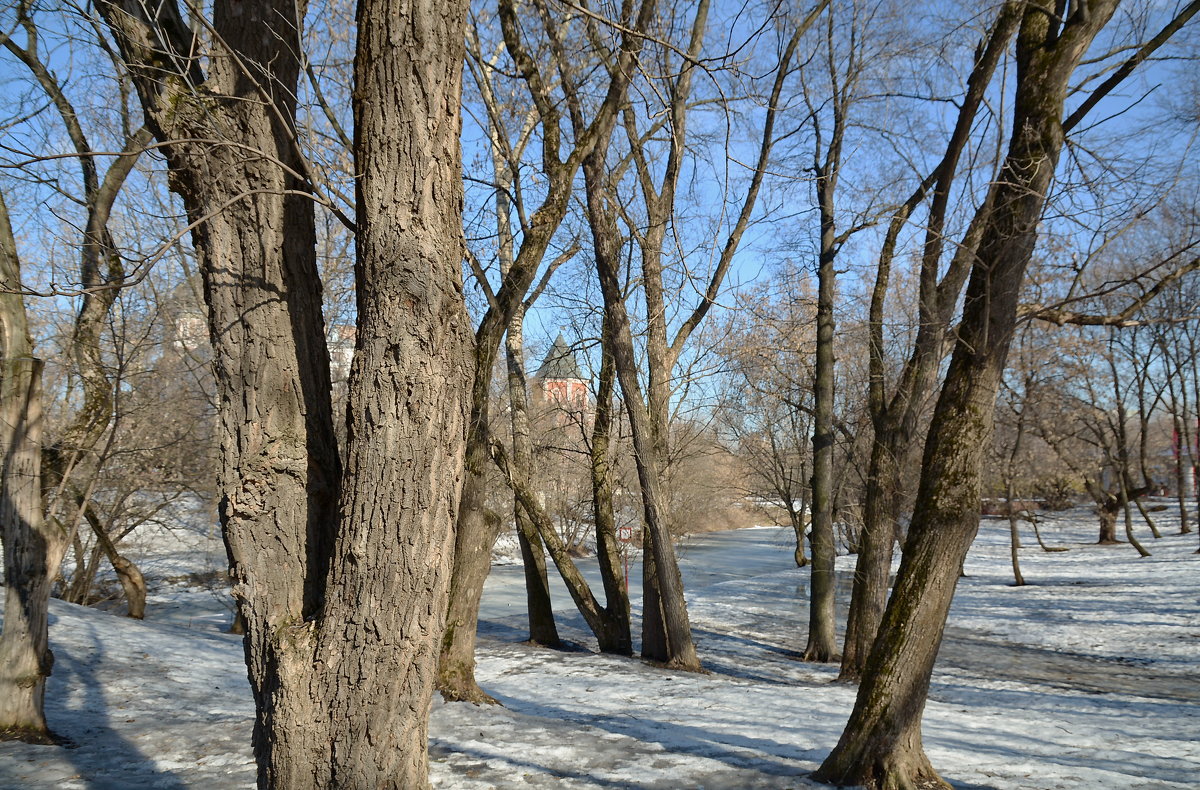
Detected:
[813,745,950,790]
[0,724,68,746]
[438,682,501,707]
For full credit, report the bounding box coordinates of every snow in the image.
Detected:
[2,504,1198,789]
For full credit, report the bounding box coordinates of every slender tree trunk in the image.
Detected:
[815,6,1120,785]
[491,436,631,651]
[438,458,501,697]
[806,166,839,664]
[1172,409,1192,533]
[585,151,699,671]
[506,309,560,646]
[439,0,656,697]
[82,502,147,618]
[1119,473,1151,558]
[839,432,899,676]
[806,256,838,661]
[590,316,633,655]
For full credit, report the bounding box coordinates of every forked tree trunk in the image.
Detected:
[585,151,700,671]
[104,0,471,783]
[815,5,1120,786]
[436,0,655,701]
[491,437,632,652]
[841,3,1019,681]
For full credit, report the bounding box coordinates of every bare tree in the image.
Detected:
[815,3,1198,787]
[437,0,658,703]
[99,0,474,784]
[840,0,1021,679]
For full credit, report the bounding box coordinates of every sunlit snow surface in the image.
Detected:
[1,504,1197,789]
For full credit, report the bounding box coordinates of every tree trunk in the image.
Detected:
[1097,497,1120,543]
[0,183,61,743]
[310,0,472,784]
[585,150,700,671]
[841,2,1019,682]
[1173,410,1192,533]
[104,0,472,783]
[806,255,838,661]
[806,159,840,664]
[491,438,631,652]
[589,316,633,655]
[0,354,57,743]
[815,5,1119,785]
[506,304,560,647]
[790,505,810,568]
[100,0,343,781]
[439,455,504,705]
[84,505,147,619]
[839,433,898,677]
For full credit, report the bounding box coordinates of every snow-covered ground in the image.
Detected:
[1,504,1197,789]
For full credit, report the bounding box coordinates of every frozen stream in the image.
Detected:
[479,525,803,623]
[480,521,1200,704]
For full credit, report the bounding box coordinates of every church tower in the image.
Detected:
[534,333,589,415]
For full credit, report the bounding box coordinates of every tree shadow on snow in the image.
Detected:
[489,693,818,780]
[45,614,189,790]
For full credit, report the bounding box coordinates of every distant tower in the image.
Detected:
[534,334,589,415]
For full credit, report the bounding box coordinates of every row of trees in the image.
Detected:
[2,0,1198,788]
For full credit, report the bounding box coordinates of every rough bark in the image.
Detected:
[98,0,343,782]
[0,190,59,742]
[815,4,1121,786]
[313,3,473,782]
[103,0,472,783]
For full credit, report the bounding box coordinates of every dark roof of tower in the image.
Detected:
[536,334,585,381]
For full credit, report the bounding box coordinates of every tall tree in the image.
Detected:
[814,2,1198,787]
[437,0,657,702]
[840,0,1020,679]
[99,0,473,784]
[598,0,826,666]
